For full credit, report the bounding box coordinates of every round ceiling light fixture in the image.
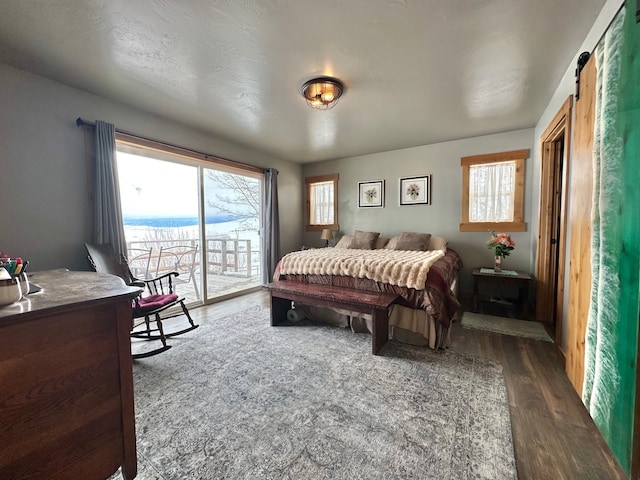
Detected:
[301,77,344,110]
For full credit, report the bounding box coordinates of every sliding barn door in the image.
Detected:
[565,55,596,396]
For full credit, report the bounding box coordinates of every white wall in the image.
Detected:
[0,63,302,272]
[532,0,623,352]
[302,129,535,296]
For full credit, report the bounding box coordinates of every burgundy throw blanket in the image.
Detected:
[274,248,463,329]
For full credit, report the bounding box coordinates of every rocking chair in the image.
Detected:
[85,243,199,358]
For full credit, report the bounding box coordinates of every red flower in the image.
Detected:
[487,232,515,257]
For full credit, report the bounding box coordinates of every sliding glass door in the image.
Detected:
[203,168,262,298]
[115,143,263,305]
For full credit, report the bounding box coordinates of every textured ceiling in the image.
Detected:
[0,0,607,163]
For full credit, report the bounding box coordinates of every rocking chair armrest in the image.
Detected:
[141,270,179,295]
[129,279,146,288]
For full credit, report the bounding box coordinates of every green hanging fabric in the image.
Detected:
[582,4,640,474]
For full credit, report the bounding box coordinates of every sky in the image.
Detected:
[117,151,199,218]
[116,151,260,224]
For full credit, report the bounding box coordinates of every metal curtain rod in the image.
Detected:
[76,117,94,128]
[75,117,265,174]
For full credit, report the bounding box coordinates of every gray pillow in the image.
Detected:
[334,235,353,249]
[384,236,400,249]
[348,230,380,250]
[427,235,448,252]
[374,236,390,249]
[393,232,432,251]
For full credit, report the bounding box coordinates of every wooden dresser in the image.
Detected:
[0,270,141,480]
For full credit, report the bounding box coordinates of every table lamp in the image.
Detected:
[320,229,333,247]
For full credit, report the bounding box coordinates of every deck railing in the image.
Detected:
[126,237,259,278]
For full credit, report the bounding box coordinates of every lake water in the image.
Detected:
[124,218,259,245]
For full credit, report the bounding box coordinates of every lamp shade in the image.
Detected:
[320,229,333,241]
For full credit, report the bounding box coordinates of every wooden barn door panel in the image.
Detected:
[566,56,596,396]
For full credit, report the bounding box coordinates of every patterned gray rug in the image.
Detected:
[115,305,516,479]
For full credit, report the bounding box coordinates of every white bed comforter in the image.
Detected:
[278,248,445,291]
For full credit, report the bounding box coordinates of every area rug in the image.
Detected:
[114,305,516,479]
[462,311,553,342]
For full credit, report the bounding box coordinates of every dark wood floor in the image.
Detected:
[191,291,626,480]
[449,319,625,479]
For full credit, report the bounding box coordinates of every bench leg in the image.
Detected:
[371,308,389,355]
[271,295,290,326]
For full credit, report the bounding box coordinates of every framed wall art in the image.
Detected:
[358,180,385,208]
[399,175,431,205]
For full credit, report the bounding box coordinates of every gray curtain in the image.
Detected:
[261,168,280,283]
[93,120,127,259]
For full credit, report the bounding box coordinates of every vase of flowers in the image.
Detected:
[487,232,515,272]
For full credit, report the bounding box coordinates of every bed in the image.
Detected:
[273,231,463,349]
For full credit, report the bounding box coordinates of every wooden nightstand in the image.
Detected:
[472,267,532,319]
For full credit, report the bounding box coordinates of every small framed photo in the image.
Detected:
[400,175,431,205]
[358,180,385,208]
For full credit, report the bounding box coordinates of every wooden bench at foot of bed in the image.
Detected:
[265,280,399,355]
